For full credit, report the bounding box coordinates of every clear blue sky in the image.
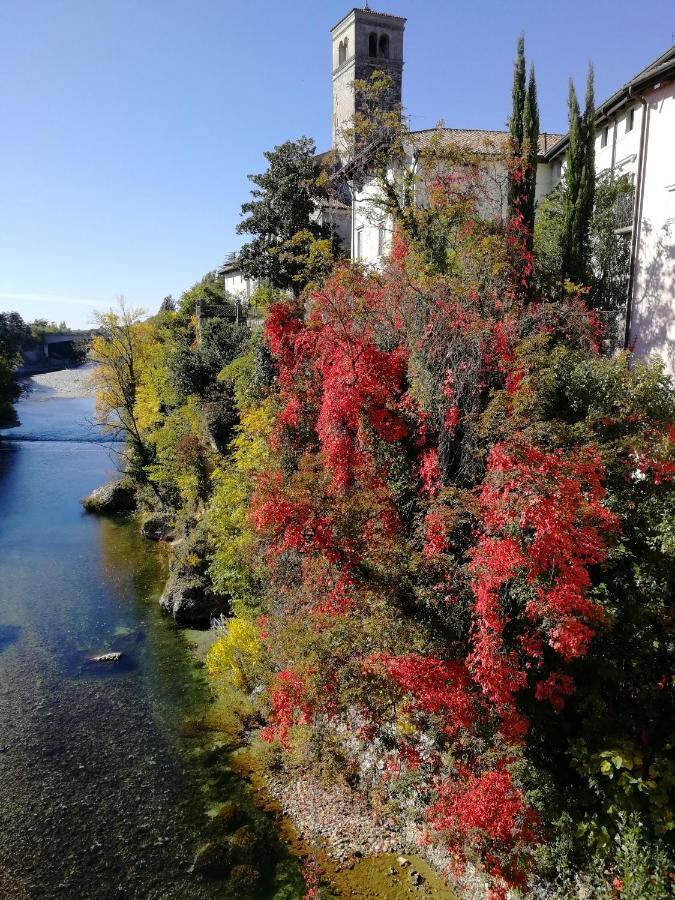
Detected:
[1,0,673,327]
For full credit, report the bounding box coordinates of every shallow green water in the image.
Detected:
[0,393,301,899]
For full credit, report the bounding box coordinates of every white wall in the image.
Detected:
[223,270,255,301]
[630,80,675,378]
[595,103,643,179]
[351,150,559,269]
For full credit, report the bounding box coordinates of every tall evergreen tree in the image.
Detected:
[521,62,540,245]
[561,66,596,284]
[507,35,526,219]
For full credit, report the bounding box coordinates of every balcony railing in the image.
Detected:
[615,189,635,231]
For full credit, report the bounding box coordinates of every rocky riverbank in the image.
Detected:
[20,362,96,398]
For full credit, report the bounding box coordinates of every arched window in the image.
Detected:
[378,33,389,58]
[368,32,377,57]
[338,39,347,65]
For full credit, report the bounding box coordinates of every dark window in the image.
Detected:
[378,33,390,58]
[626,108,635,132]
[368,32,377,57]
[600,126,609,148]
[338,39,347,65]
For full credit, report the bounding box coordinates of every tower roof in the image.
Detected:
[331,7,407,33]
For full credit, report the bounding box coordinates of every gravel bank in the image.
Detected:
[22,363,96,399]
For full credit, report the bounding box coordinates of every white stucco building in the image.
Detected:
[543,46,675,377]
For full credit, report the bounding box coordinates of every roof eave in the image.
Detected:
[543,52,675,162]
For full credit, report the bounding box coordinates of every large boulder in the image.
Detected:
[81,478,136,514]
[159,568,227,624]
[141,514,174,542]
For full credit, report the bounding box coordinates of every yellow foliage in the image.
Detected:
[206,618,263,691]
[207,399,277,601]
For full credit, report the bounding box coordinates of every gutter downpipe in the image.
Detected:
[610,110,618,178]
[624,88,650,351]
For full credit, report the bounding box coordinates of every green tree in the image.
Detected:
[522,62,540,241]
[508,37,539,244]
[507,34,526,220]
[236,137,334,295]
[0,311,30,426]
[561,66,596,285]
[89,301,156,480]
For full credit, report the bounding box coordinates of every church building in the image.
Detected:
[220,5,675,378]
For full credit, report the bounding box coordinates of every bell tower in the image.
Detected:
[331,6,406,159]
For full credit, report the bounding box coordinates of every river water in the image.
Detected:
[0,389,301,899]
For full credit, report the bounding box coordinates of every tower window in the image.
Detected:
[378,33,390,58]
[368,32,377,57]
[338,38,348,66]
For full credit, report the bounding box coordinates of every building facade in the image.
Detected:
[544,46,675,377]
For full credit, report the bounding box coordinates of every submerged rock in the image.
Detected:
[81,479,136,515]
[208,802,244,834]
[229,864,261,893]
[88,652,123,664]
[190,841,232,878]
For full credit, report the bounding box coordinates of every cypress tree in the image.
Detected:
[522,62,540,244]
[561,65,596,285]
[507,35,526,219]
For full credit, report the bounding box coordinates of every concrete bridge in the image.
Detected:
[42,332,82,359]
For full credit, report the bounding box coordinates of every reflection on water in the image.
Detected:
[0,395,301,899]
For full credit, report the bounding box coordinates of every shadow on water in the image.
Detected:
[0,625,21,653]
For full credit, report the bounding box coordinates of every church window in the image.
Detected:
[378,34,390,59]
[338,39,347,66]
[625,108,635,132]
[368,32,377,57]
[600,125,609,148]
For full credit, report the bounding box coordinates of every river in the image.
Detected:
[0,385,301,899]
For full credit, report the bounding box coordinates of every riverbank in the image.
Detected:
[19,361,96,398]
[8,366,458,897]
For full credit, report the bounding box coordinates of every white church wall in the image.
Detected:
[351,153,561,268]
[352,176,392,268]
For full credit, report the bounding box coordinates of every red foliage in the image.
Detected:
[371,653,475,736]
[534,671,576,712]
[254,198,629,893]
[261,670,314,749]
[428,764,539,895]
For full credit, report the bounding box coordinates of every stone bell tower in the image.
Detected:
[331,5,406,159]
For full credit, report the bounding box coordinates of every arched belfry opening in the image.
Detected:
[338,38,348,65]
[378,33,389,58]
[368,31,378,57]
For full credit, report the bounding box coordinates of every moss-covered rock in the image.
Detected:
[190,840,232,878]
[207,801,244,835]
[229,863,261,894]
